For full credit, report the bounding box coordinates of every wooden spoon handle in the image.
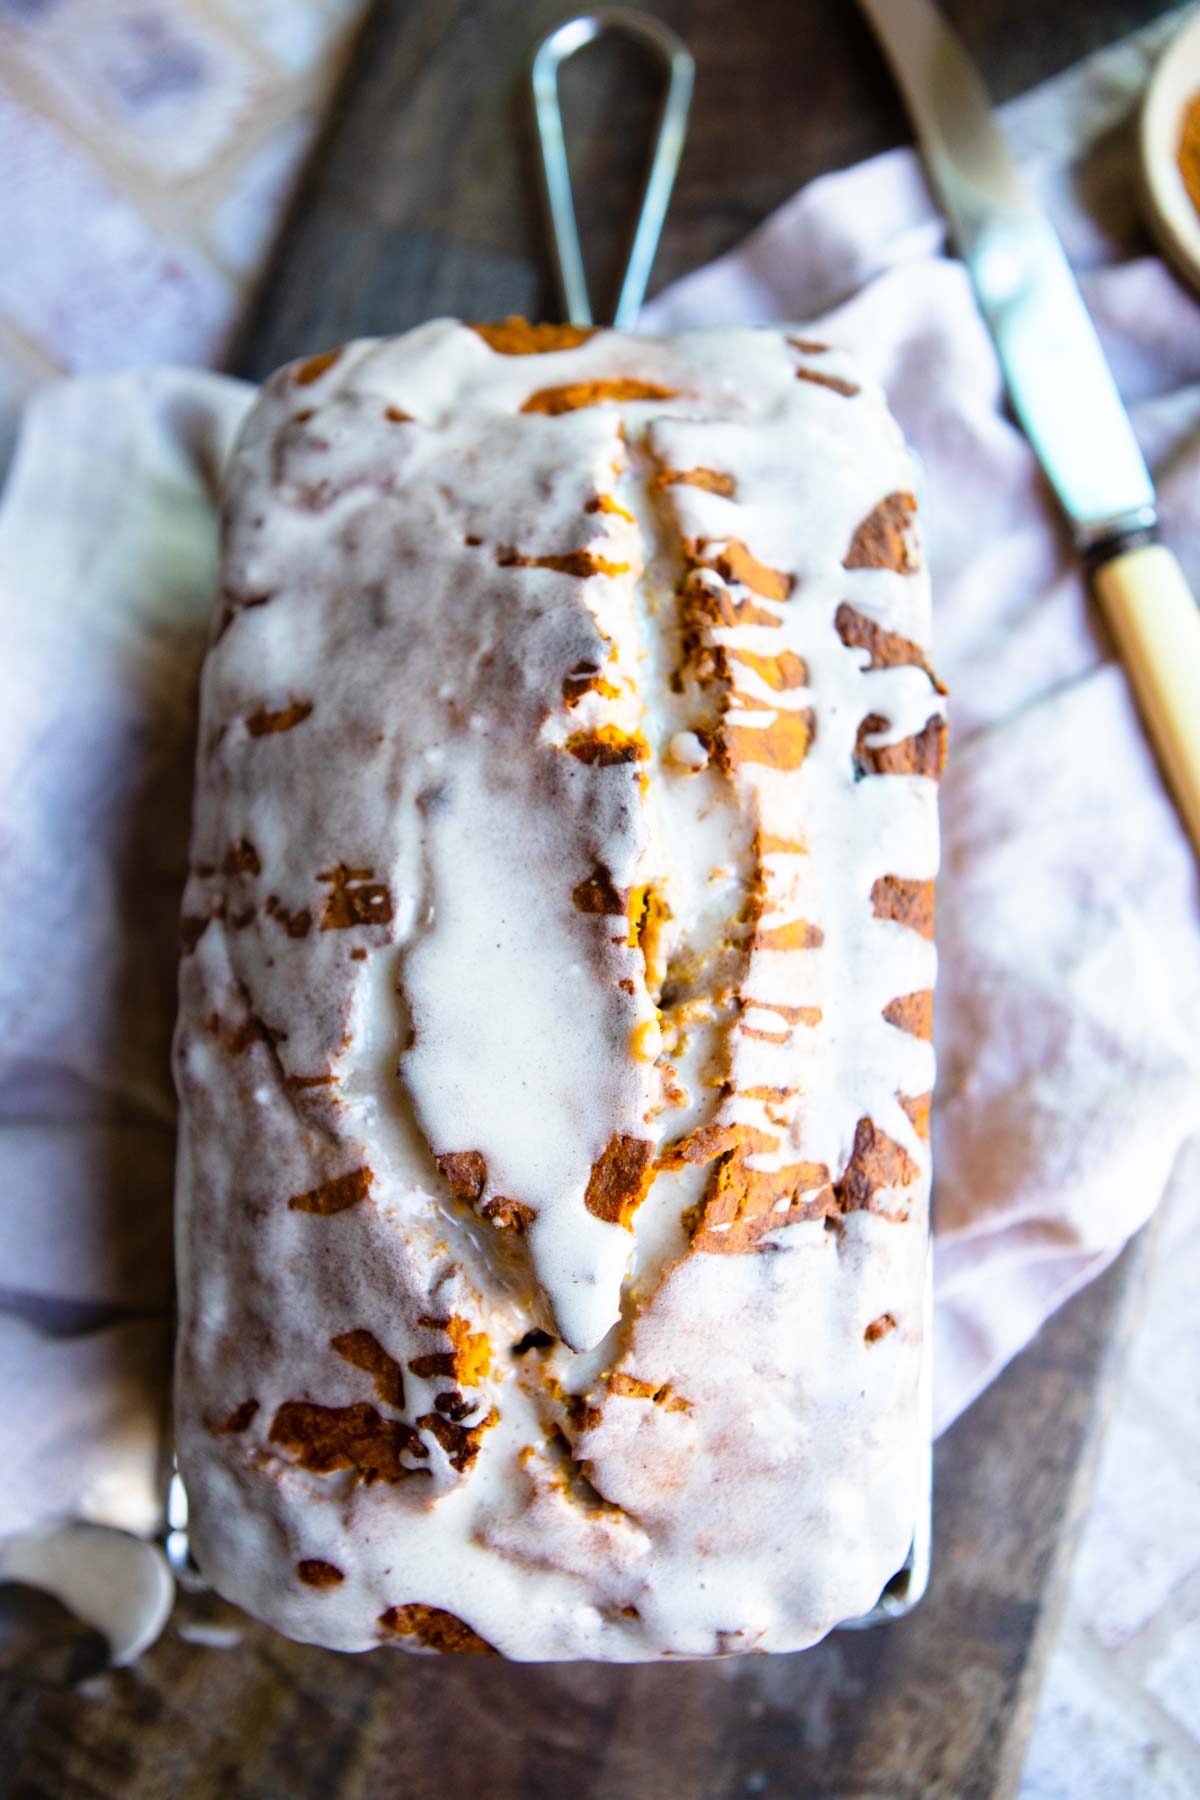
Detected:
[1093,541,1200,859]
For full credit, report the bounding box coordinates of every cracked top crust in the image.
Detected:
[174,320,944,1662]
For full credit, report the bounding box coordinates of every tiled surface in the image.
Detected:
[1019,1163,1200,1797]
[0,1,268,178]
[0,8,1198,1797]
[0,0,367,462]
[0,87,235,371]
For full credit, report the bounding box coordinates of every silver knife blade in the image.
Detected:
[858,0,1156,549]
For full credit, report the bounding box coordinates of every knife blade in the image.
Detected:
[858,0,1154,547]
[859,0,1200,857]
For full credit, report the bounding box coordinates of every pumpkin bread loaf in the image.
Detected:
[174,319,945,1660]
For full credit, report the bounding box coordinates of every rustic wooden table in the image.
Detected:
[1,1,1177,1793]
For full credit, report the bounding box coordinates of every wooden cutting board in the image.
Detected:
[0,2,1170,1792]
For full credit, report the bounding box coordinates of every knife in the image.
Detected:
[858,0,1200,857]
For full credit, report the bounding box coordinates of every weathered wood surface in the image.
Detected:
[232,0,1171,372]
[1,0,1176,1793]
[0,1245,1147,1800]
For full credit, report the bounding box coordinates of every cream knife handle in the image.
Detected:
[1093,542,1200,857]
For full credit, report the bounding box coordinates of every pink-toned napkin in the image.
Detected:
[1,22,1198,1550]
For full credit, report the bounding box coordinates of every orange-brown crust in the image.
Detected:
[833,1116,920,1216]
[607,1372,657,1400]
[317,864,394,931]
[899,1092,932,1141]
[835,601,945,693]
[842,492,919,573]
[658,1121,776,1171]
[584,1133,656,1227]
[498,548,630,578]
[436,1150,487,1203]
[297,1559,344,1587]
[688,1105,924,1255]
[719,708,813,774]
[796,366,860,398]
[752,918,824,952]
[690,538,794,602]
[573,867,629,916]
[607,1373,690,1412]
[564,727,649,766]
[882,990,933,1041]
[560,1394,601,1434]
[480,1196,536,1232]
[293,349,341,386]
[748,998,822,1027]
[521,379,677,416]
[691,1129,832,1254]
[586,492,637,521]
[245,699,313,737]
[727,648,808,692]
[653,466,736,498]
[378,1602,498,1654]
[871,874,935,940]
[331,1329,406,1408]
[181,914,210,954]
[470,318,596,356]
[288,1166,373,1215]
[562,661,619,706]
[408,1315,492,1389]
[755,830,807,857]
[629,885,671,984]
[265,895,314,939]
[220,1399,259,1434]
[269,1400,428,1482]
[224,838,261,878]
[206,1006,279,1058]
[680,570,783,633]
[854,713,947,781]
[416,1406,498,1472]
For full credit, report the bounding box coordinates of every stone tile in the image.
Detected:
[1020,1646,1196,1800]
[0,351,42,486]
[1146,1615,1200,1744]
[0,0,264,177]
[209,112,314,277]
[1063,1402,1200,1652]
[1154,1136,1200,1257]
[1126,1215,1200,1446]
[0,90,235,371]
[209,0,361,73]
[0,1315,169,1539]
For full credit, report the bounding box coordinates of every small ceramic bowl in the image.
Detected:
[1140,4,1200,294]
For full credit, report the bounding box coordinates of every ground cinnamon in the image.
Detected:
[1180,91,1200,218]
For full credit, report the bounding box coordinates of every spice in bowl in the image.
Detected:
[1180,90,1200,219]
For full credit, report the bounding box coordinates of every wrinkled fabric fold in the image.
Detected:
[1,21,1198,1542]
[644,19,1200,1432]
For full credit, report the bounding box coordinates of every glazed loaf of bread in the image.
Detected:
[174,320,945,1661]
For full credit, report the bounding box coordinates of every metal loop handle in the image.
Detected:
[531,10,694,328]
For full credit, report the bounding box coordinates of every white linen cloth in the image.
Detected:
[1,19,1198,1547]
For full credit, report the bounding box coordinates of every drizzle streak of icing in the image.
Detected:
[174,320,944,1664]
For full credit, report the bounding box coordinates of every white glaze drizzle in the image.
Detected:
[174,322,942,1662]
